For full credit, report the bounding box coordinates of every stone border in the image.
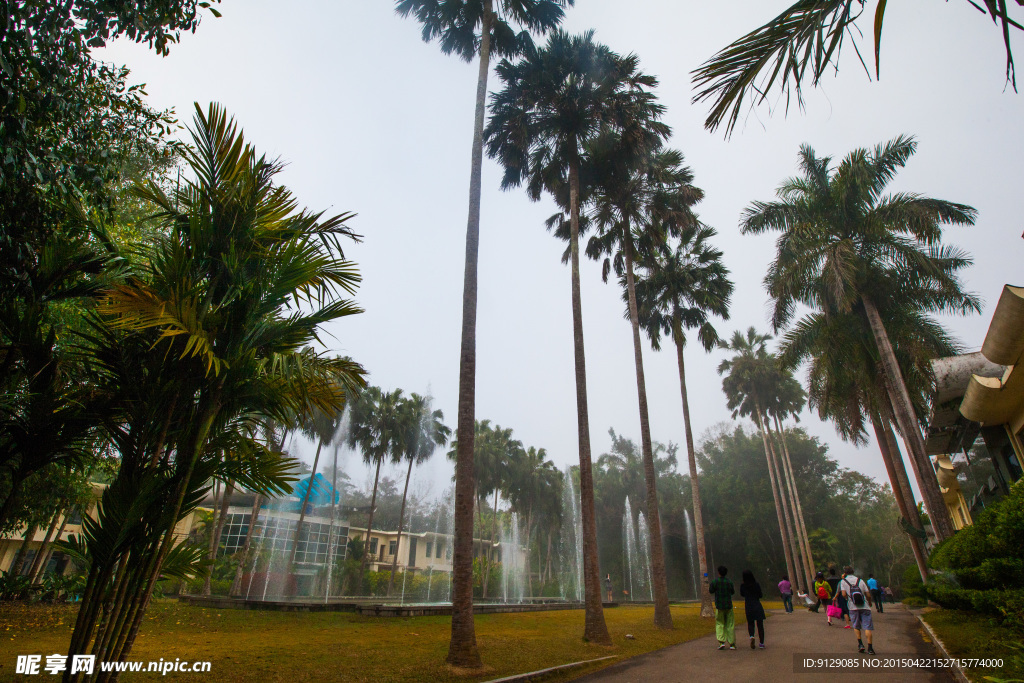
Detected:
[481,656,618,683]
[912,608,970,683]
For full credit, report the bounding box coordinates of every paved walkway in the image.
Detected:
[576,604,954,682]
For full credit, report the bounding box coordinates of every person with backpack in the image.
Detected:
[841,565,875,655]
[867,573,883,613]
[812,571,831,613]
[741,570,767,649]
[709,565,736,650]
[777,574,793,614]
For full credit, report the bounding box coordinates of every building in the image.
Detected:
[0,482,206,578]
[926,284,1024,522]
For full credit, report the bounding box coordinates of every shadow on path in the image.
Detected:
[575,605,954,682]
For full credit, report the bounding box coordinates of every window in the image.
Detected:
[425,542,433,559]
[436,542,442,559]
[388,540,397,556]
[368,538,378,555]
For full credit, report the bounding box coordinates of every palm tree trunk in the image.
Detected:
[763,417,805,595]
[31,508,71,583]
[623,243,672,629]
[10,523,37,576]
[26,510,61,581]
[230,492,263,596]
[871,412,929,583]
[772,416,816,591]
[754,402,797,588]
[862,295,954,541]
[672,329,714,618]
[446,0,492,669]
[567,159,612,645]
[358,455,384,593]
[387,456,415,595]
[203,478,235,595]
[286,438,325,593]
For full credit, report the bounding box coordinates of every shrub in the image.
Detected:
[902,564,927,602]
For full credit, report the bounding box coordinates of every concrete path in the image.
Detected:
[576,605,954,682]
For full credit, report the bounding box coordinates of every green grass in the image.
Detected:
[0,600,723,682]
[921,608,1024,683]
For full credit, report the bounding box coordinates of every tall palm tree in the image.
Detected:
[485,30,651,645]
[587,141,697,629]
[387,394,451,595]
[347,386,408,586]
[741,135,978,542]
[692,1,1023,136]
[718,328,800,588]
[780,301,956,580]
[395,0,572,667]
[633,225,732,618]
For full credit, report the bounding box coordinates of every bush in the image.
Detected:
[902,564,927,602]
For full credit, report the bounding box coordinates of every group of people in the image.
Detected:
[708,566,768,650]
[709,565,883,655]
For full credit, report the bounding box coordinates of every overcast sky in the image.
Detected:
[98,1,1023,506]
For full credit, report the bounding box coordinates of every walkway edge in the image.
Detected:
[482,656,619,683]
[912,609,970,683]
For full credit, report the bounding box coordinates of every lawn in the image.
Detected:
[920,608,1024,683]
[0,600,729,682]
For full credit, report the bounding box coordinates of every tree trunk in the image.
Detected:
[871,412,929,583]
[763,417,805,595]
[230,492,263,596]
[358,455,384,594]
[754,402,797,588]
[568,159,612,645]
[26,510,61,582]
[861,294,954,541]
[445,0,492,669]
[387,456,415,595]
[10,523,38,576]
[325,440,340,598]
[203,478,235,595]
[286,438,325,592]
[772,415,816,592]
[623,244,672,629]
[31,508,71,583]
[672,329,714,618]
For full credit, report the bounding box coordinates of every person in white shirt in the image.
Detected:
[841,565,875,655]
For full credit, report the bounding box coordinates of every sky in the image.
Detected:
[97,1,1024,505]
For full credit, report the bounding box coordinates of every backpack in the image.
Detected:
[845,578,866,607]
[817,584,829,599]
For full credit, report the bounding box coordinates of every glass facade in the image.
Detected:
[219,512,348,565]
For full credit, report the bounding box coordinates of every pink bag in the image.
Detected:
[826,604,843,618]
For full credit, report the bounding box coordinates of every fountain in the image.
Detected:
[622,498,652,602]
[684,508,699,600]
[500,512,526,604]
[559,465,584,603]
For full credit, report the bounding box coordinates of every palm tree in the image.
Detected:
[741,135,978,542]
[587,141,698,629]
[485,30,651,645]
[64,103,366,674]
[632,226,732,618]
[395,0,572,667]
[779,301,956,580]
[692,1,1023,136]
[387,394,451,595]
[718,328,801,588]
[347,386,407,587]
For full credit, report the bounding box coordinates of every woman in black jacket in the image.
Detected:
[741,570,766,649]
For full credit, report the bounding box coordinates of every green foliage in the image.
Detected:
[927,485,1024,627]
